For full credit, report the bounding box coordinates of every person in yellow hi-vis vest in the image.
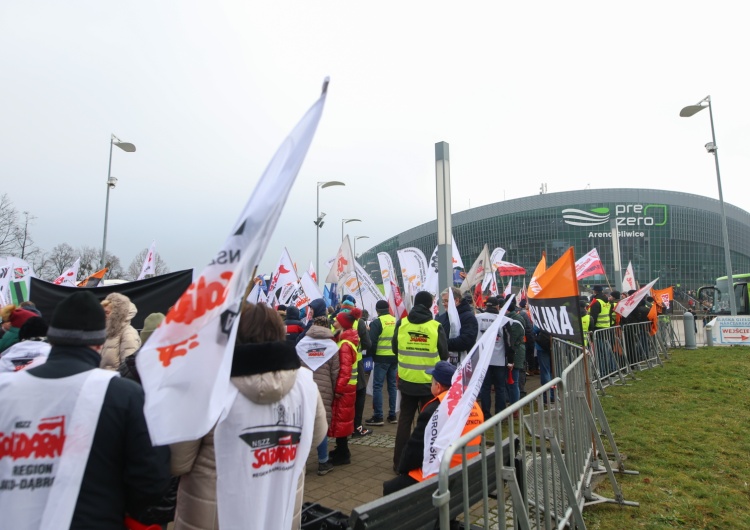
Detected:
[383,360,484,495]
[390,291,449,472]
[365,300,398,426]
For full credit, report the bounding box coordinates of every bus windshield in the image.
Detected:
[703,278,748,314]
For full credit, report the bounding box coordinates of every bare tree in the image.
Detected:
[78,245,103,279]
[42,243,76,279]
[126,248,170,280]
[0,194,20,256]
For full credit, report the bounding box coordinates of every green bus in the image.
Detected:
[697,273,750,315]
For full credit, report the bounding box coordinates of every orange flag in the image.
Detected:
[77,267,108,287]
[651,286,674,313]
[647,302,658,335]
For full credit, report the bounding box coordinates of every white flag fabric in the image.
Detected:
[460,244,491,293]
[422,296,514,477]
[333,260,386,319]
[451,237,464,269]
[494,260,526,277]
[300,271,323,302]
[325,236,355,284]
[269,248,300,295]
[278,281,311,310]
[295,335,339,371]
[504,277,513,297]
[137,241,157,280]
[307,261,318,284]
[397,247,429,296]
[136,80,328,445]
[377,252,407,318]
[575,248,605,280]
[426,237,464,297]
[0,259,11,305]
[447,287,461,339]
[246,283,262,304]
[622,261,638,292]
[2,256,35,304]
[615,278,659,318]
[488,274,499,297]
[490,247,506,268]
[53,258,80,287]
[258,289,269,307]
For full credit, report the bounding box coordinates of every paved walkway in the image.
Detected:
[303,372,542,517]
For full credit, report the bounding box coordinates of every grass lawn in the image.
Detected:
[583,347,750,529]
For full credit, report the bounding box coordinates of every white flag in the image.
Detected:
[268,248,300,294]
[575,248,606,280]
[503,277,513,297]
[378,252,407,318]
[460,244,491,294]
[422,296,514,477]
[397,247,429,296]
[622,261,638,292]
[451,237,464,269]
[0,259,11,306]
[137,241,157,280]
[325,236,355,284]
[136,79,328,445]
[333,260,386,319]
[447,287,461,339]
[53,258,80,287]
[258,289,269,307]
[246,283,262,304]
[615,278,659,318]
[490,247,506,268]
[300,271,323,301]
[307,261,318,284]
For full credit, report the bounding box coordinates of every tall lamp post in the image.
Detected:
[680,96,736,315]
[315,181,345,286]
[341,218,362,242]
[353,236,369,261]
[101,134,136,268]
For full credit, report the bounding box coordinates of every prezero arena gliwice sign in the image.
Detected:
[562,204,668,238]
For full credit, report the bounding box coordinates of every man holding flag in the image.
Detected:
[383,361,483,495]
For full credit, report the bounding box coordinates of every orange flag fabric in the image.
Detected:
[77,267,108,288]
[647,302,658,335]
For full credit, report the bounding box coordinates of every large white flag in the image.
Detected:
[451,237,464,269]
[503,277,513,297]
[422,296,514,477]
[0,259,11,306]
[446,287,461,339]
[328,258,385,318]
[397,247,429,296]
[490,247,506,268]
[575,248,605,280]
[615,278,659,318]
[137,241,157,280]
[325,236,355,285]
[622,261,638,292]
[268,248,300,294]
[300,271,323,301]
[136,79,328,445]
[307,261,318,284]
[460,244,491,293]
[53,258,80,287]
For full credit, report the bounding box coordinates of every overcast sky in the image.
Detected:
[2,1,749,278]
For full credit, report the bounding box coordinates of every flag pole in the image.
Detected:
[240,265,259,313]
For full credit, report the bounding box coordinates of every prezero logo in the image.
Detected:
[562,207,610,226]
[563,204,668,227]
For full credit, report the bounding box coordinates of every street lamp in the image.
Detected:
[315,181,345,285]
[101,134,136,268]
[341,218,362,242]
[353,235,369,260]
[680,95,736,315]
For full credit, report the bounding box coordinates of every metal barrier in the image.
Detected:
[588,327,629,389]
[621,321,662,371]
[433,339,639,529]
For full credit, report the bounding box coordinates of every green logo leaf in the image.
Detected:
[590,207,609,214]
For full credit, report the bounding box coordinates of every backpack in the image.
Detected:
[535,327,552,352]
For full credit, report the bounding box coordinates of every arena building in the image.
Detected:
[360,188,750,293]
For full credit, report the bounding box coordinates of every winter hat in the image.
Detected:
[610,291,621,299]
[414,291,433,309]
[309,298,326,318]
[426,361,456,387]
[47,291,107,346]
[9,309,36,329]
[519,299,527,308]
[342,294,356,305]
[285,306,301,321]
[341,299,356,309]
[140,312,165,344]
[593,285,604,293]
[336,307,362,329]
[627,290,637,296]
[18,317,48,340]
[375,300,390,313]
[485,296,500,308]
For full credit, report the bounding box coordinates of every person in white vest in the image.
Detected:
[170,302,327,530]
[0,290,172,529]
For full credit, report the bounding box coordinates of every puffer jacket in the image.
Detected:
[299,325,340,427]
[329,327,358,438]
[100,293,141,370]
[170,341,327,530]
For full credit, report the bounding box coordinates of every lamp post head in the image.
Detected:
[107,176,118,189]
[705,142,717,154]
[679,95,711,118]
[319,180,345,189]
[343,218,362,225]
[111,134,136,152]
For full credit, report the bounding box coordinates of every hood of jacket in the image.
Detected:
[104,293,138,338]
[335,327,360,345]
[407,303,435,324]
[306,325,335,341]
[230,340,301,404]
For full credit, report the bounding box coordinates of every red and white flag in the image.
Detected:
[460,244,491,294]
[397,247,429,297]
[622,261,638,292]
[137,241,157,280]
[490,247,506,267]
[503,277,513,297]
[325,235,355,285]
[575,248,605,280]
[615,278,659,318]
[268,248,299,294]
[422,296,514,477]
[300,271,323,302]
[377,252,407,318]
[307,261,317,284]
[136,79,328,445]
[519,278,527,303]
[494,260,526,277]
[53,258,80,287]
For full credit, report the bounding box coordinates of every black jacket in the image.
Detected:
[397,397,440,474]
[392,304,449,396]
[436,299,479,354]
[27,346,171,529]
[369,312,396,364]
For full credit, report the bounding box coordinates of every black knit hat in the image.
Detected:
[414,291,433,309]
[47,291,106,346]
[18,317,48,340]
[375,300,389,312]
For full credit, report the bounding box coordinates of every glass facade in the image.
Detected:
[360,189,750,293]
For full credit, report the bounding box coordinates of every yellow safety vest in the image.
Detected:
[594,300,612,329]
[581,314,591,347]
[397,319,440,384]
[376,314,396,357]
[338,338,359,386]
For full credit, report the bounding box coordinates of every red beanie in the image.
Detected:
[336,307,362,329]
[9,309,36,329]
